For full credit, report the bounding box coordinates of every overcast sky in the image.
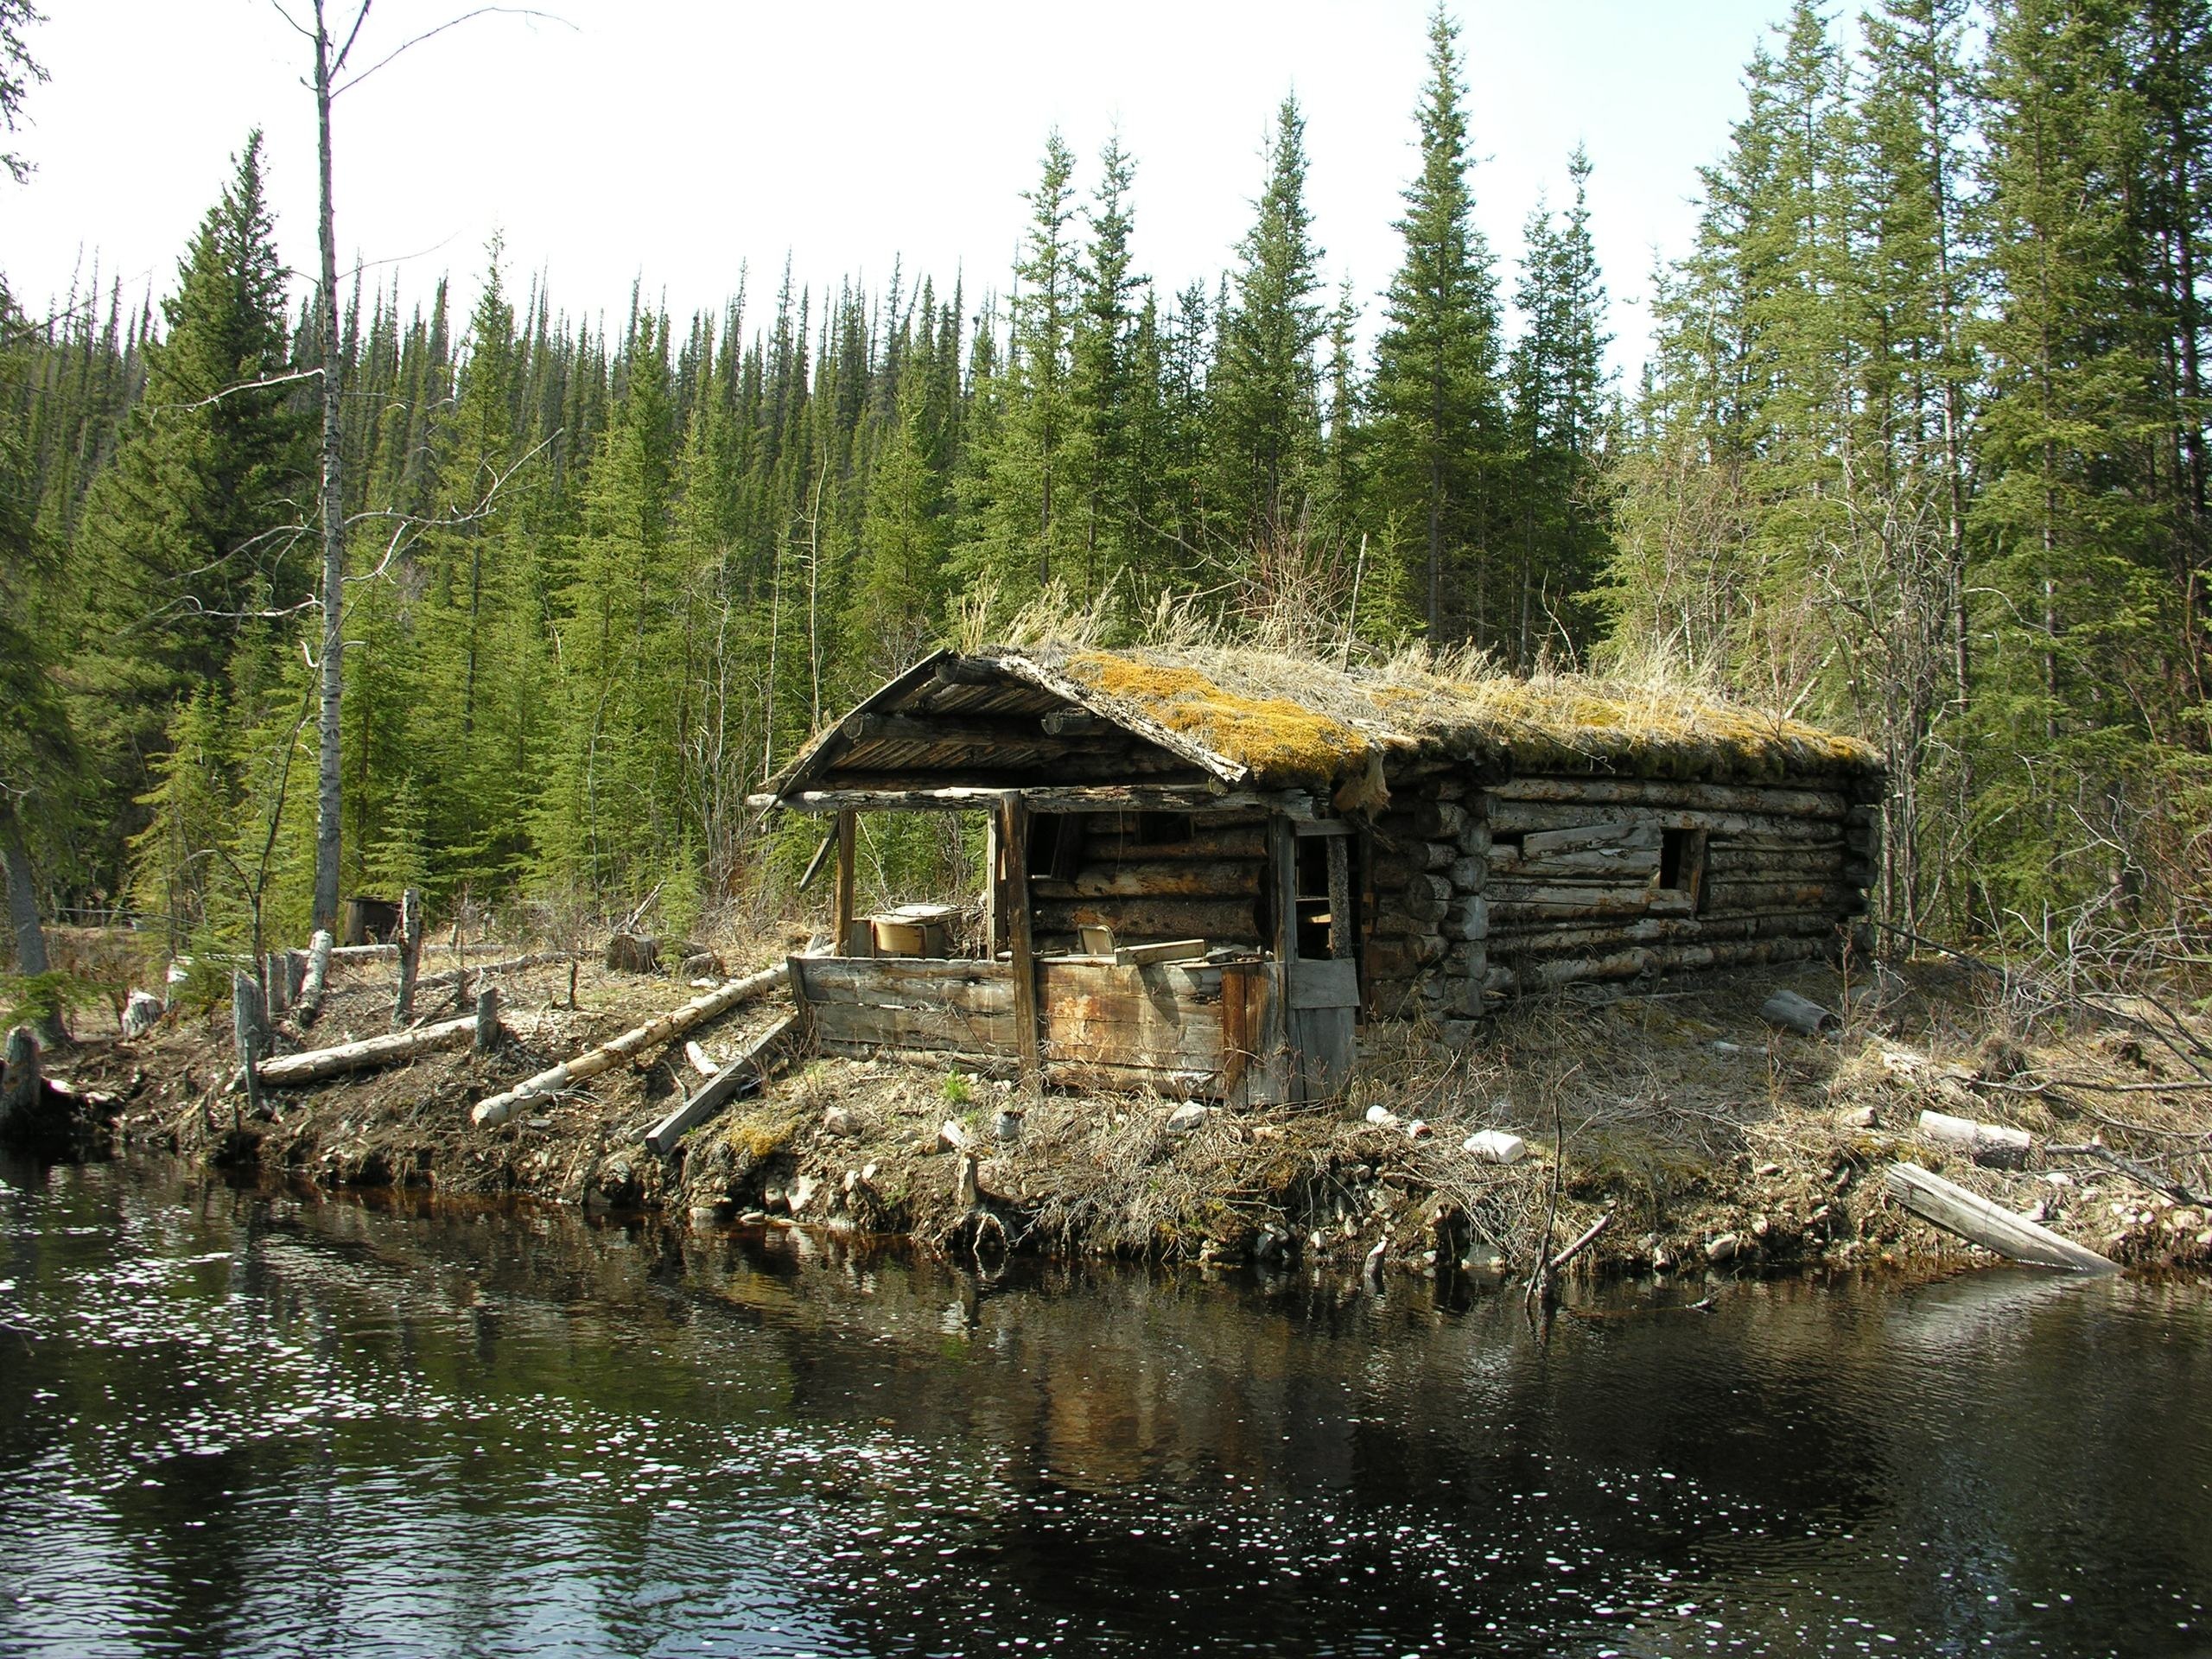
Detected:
[6,1,1795,382]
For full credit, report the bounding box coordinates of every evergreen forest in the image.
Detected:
[3,0,2210,975]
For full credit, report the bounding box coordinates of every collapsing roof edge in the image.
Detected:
[758,642,1886,810]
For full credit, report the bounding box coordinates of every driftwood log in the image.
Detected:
[254,1013,481,1087]
[471,964,785,1128]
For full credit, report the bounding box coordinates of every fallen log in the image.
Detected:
[1761,988,1838,1038]
[330,943,398,963]
[471,964,785,1128]
[645,1011,802,1154]
[254,1013,480,1086]
[1882,1161,2116,1273]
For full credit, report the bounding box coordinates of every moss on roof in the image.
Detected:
[1033,644,1883,794]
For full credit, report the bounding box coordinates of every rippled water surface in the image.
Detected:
[3,1156,2209,1657]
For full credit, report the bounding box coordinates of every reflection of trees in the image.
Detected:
[4,1164,2208,1656]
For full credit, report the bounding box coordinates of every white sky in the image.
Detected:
[4,1,1794,383]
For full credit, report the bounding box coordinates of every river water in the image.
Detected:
[2,1157,2208,1658]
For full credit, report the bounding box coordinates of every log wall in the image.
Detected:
[1364,768,1877,1017]
[1027,809,1268,951]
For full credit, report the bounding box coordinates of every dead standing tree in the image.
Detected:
[270,0,569,938]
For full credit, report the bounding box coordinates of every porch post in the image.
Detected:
[834,809,857,953]
[999,791,1041,1088]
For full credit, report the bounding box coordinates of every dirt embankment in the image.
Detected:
[41,933,2212,1282]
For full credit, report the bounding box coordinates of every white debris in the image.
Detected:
[1462,1129,1528,1164]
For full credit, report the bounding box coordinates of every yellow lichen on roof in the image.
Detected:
[1067,650,1380,788]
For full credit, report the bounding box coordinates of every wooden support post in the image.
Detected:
[834,809,858,952]
[393,887,423,1029]
[1001,793,1040,1089]
[1269,813,1299,964]
[1325,833,1351,961]
[264,951,289,1017]
[474,984,500,1054]
[983,808,1002,957]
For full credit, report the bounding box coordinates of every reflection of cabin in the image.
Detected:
[747,645,1885,1103]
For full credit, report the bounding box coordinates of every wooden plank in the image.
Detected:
[645,1012,800,1154]
[1288,957,1360,1010]
[983,808,1002,956]
[1115,938,1208,966]
[1003,794,1041,1085]
[1325,834,1352,959]
[1269,813,1299,963]
[1493,845,1663,880]
[1293,1005,1356,1102]
[1883,1162,2117,1273]
[812,1001,1017,1052]
[792,957,1014,1008]
[1039,958,1224,1001]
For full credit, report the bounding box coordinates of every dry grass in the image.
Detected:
[1026,637,1882,796]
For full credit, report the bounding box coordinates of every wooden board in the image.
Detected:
[1039,960,1227,1077]
[1883,1162,2117,1273]
[1287,957,1360,1010]
[645,1012,799,1154]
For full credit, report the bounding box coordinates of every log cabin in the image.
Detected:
[747,645,1885,1104]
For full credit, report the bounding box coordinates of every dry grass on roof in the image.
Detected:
[1004,630,1881,789]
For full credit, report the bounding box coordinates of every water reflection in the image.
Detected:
[2,1154,2208,1656]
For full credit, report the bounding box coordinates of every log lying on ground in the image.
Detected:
[1883,1161,2116,1273]
[471,964,785,1128]
[330,943,398,963]
[254,1012,481,1086]
[1918,1108,2032,1169]
[323,949,577,1001]
[1762,988,1840,1038]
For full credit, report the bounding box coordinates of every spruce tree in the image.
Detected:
[1369,12,1501,642]
[1211,96,1328,554]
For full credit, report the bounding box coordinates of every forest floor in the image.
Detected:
[33,921,2212,1285]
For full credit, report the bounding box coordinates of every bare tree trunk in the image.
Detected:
[1,811,51,980]
[310,0,349,937]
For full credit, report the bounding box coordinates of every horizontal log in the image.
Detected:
[1440,896,1488,941]
[1484,800,1847,841]
[753,785,1266,815]
[1032,861,1262,899]
[1491,776,1852,817]
[472,965,785,1128]
[796,957,1015,1013]
[1034,898,1261,944]
[256,1014,480,1086]
[1491,844,1662,880]
[1487,911,1840,957]
[1522,820,1662,859]
[1699,880,1863,913]
[1488,932,1836,994]
[1082,826,1268,861]
[1364,936,1447,979]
